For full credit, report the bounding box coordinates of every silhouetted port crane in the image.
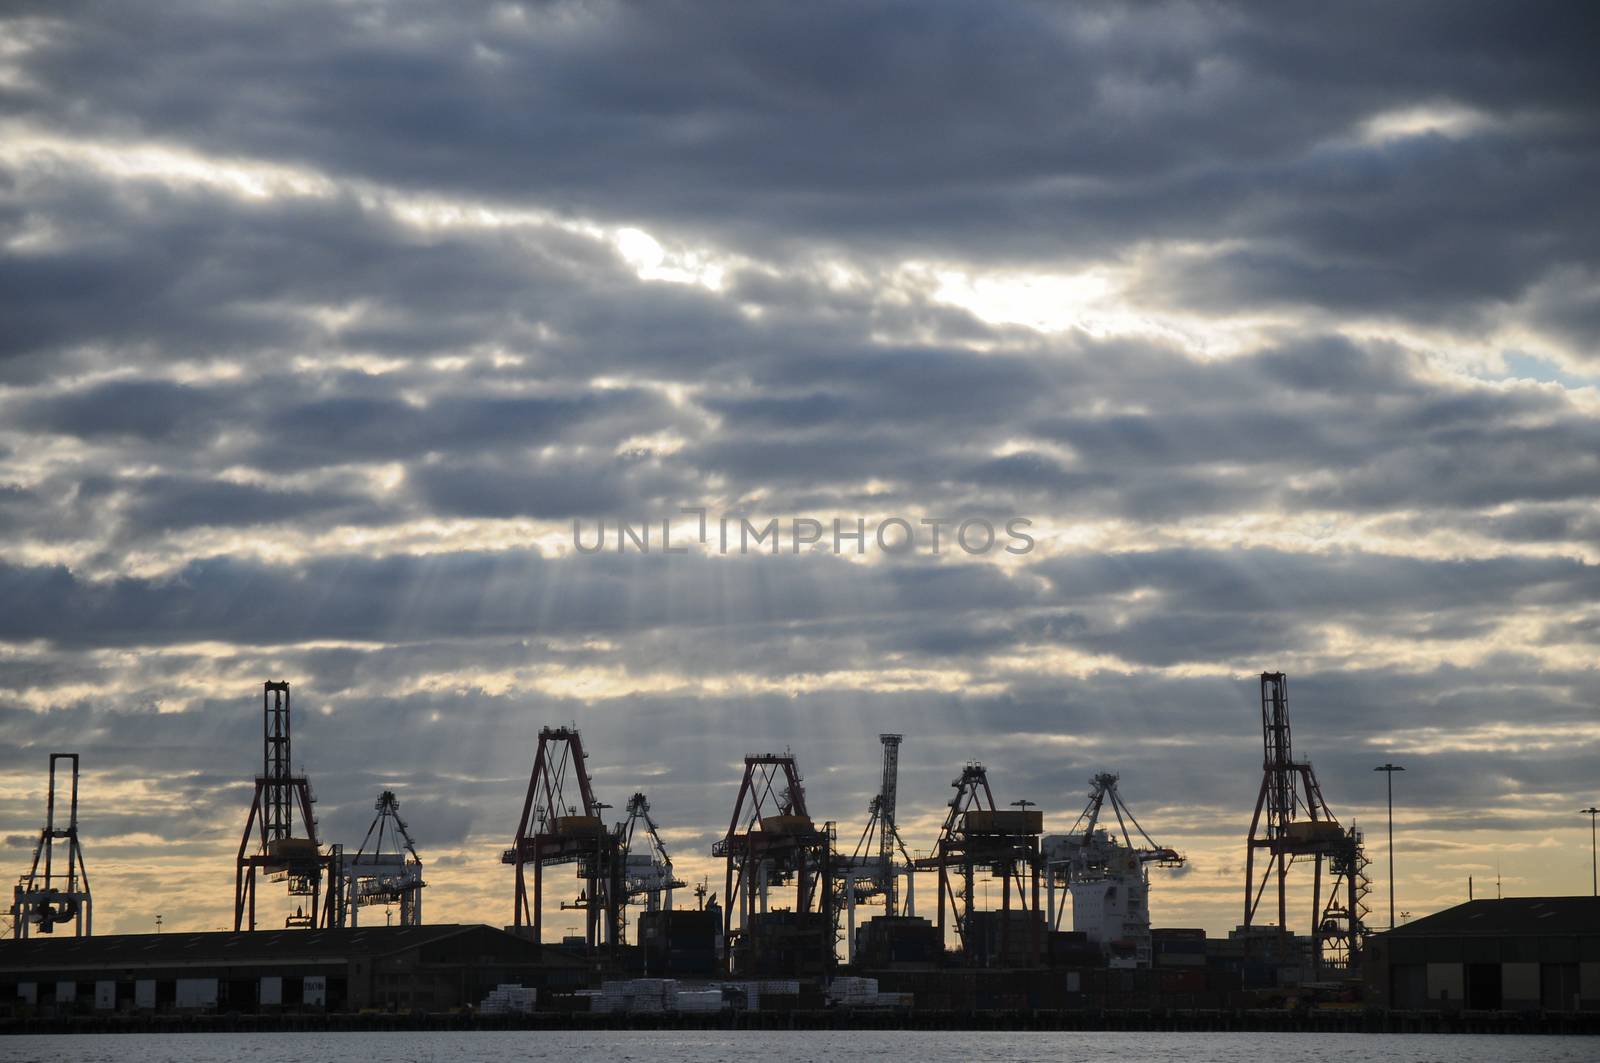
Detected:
[914,761,1044,966]
[714,751,835,975]
[1043,771,1183,966]
[234,682,343,930]
[842,734,917,960]
[346,790,425,926]
[502,726,623,952]
[618,792,685,919]
[1244,672,1370,972]
[10,753,92,938]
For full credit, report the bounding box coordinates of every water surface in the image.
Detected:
[5,1030,1595,1063]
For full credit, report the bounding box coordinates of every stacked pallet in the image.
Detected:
[590,978,686,1014]
[826,976,880,1006]
[675,989,724,1013]
[478,984,536,1014]
[744,978,801,1010]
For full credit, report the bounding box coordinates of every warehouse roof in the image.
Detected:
[0,923,583,973]
[1382,897,1600,937]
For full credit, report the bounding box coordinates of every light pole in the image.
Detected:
[1581,807,1600,896]
[1375,764,1405,930]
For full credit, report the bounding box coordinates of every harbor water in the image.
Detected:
[2,1030,1595,1063]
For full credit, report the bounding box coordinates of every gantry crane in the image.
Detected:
[346,790,426,926]
[618,792,685,919]
[502,726,623,952]
[1043,771,1183,966]
[714,751,835,975]
[913,762,1043,966]
[234,682,343,930]
[1244,672,1370,973]
[10,753,92,938]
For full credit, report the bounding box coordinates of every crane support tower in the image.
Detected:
[877,734,902,913]
[714,752,835,976]
[842,734,917,961]
[10,753,92,938]
[234,682,343,930]
[502,726,623,952]
[1243,672,1371,973]
[346,790,426,926]
[914,762,1044,967]
[1043,772,1184,967]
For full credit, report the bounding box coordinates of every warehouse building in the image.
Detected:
[1367,897,1600,1012]
[0,924,588,1015]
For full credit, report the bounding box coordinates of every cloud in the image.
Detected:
[1,0,1597,934]
[6,2,1594,337]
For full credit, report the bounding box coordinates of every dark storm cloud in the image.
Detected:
[118,474,391,533]
[1139,130,1600,327]
[1522,267,1600,352]
[1,157,941,384]
[0,548,1040,649]
[0,483,45,536]
[0,541,1587,695]
[6,315,1599,550]
[14,379,230,444]
[11,372,682,457]
[0,168,628,376]
[252,388,686,471]
[7,357,694,477]
[6,140,1596,537]
[6,1,1596,337]
[1037,547,1600,619]
[407,453,691,518]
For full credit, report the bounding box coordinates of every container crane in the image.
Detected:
[10,753,92,938]
[618,792,685,916]
[1043,771,1183,967]
[345,790,426,926]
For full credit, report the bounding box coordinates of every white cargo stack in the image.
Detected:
[674,989,723,1013]
[592,982,625,1014]
[745,979,800,1010]
[630,978,671,1014]
[827,976,879,1006]
[591,978,690,1014]
[478,984,536,1014]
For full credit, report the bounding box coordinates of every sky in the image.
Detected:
[2,1,1599,940]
